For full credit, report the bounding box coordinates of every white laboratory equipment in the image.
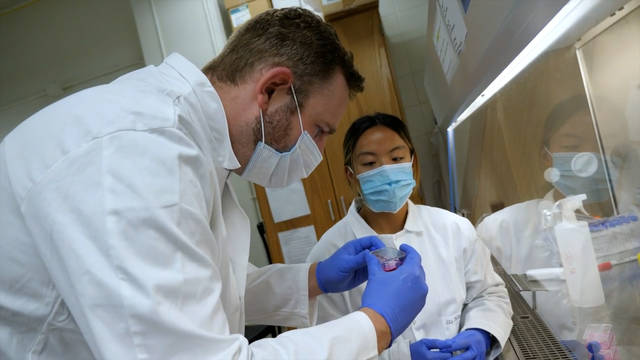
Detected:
[553,194,606,307]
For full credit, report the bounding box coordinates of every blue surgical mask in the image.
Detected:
[548,151,612,203]
[355,161,416,213]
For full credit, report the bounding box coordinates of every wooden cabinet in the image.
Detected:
[255,6,405,263]
[255,159,340,264]
[324,7,404,219]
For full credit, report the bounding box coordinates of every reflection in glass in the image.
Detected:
[577,3,640,354]
[452,4,640,357]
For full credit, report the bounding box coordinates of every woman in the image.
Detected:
[306,113,513,360]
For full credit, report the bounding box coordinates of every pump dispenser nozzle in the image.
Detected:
[554,194,589,222]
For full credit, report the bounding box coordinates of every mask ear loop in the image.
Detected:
[346,165,364,202]
[290,84,303,136]
[258,108,266,143]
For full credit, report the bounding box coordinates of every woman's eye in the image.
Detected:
[392,157,405,162]
[362,161,376,167]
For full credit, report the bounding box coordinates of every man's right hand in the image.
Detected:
[360,244,428,344]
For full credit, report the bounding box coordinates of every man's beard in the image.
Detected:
[253,99,299,152]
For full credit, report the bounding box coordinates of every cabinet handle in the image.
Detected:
[340,196,347,214]
[327,200,335,221]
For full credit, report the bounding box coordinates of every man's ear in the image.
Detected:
[255,67,294,111]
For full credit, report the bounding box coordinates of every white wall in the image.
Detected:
[0,0,145,140]
[130,0,228,67]
[379,0,446,208]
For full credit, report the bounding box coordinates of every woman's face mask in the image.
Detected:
[545,151,614,203]
[354,160,416,213]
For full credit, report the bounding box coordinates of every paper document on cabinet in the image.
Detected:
[433,0,467,83]
[266,180,311,223]
[272,0,301,8]
[278,225,318,264]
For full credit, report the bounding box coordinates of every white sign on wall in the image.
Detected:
[433,0,468,83]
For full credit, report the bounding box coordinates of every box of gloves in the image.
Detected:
[320,0,376,17]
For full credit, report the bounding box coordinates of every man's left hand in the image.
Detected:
[315,235,384,293]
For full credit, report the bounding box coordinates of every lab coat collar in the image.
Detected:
[346,201,371,239]
[346,200,422,239]
[164,53,240,170]
[404,200,423,233]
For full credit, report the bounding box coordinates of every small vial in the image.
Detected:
[371,247,406,272]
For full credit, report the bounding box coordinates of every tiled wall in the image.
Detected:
[379,0,446,208]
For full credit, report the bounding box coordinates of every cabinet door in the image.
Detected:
[253,7,407,262]
[254,157,339,264]
[325,8,404,218]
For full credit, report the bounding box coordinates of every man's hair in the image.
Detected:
[202,7,364,106]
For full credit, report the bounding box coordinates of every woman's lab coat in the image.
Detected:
[306,201,513,359]
[476,191,578,340]
[0,53,378,359]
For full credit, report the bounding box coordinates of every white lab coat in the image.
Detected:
[306,201,513,359]
[0,53,378,359]
[476,191,578,340]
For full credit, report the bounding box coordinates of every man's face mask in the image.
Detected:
[240,85,322,188]
[354,160,416,213]
[545,150,614,203]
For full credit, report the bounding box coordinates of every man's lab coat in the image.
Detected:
[0,53,378,359]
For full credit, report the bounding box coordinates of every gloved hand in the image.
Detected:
[315,235,385,293]
[410,339,453,359]
[361,244,428,342]
[434,329,491,360]
[560,339,590,360]
[587,341,605,360]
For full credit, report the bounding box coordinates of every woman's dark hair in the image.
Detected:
[542,95,590,148]
[343,113,416,168]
